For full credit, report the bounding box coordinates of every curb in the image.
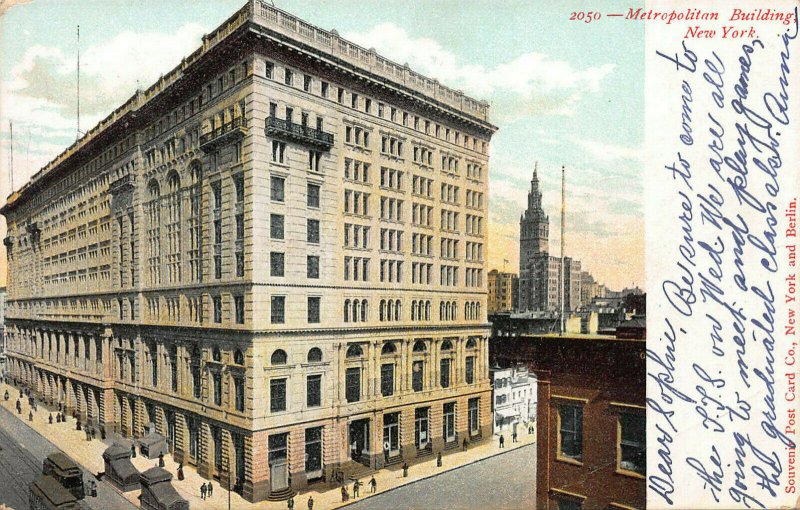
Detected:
[331,442,536,509]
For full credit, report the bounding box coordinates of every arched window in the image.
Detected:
[441,339,453,351]
[379,300,386,321]
[439,302,445,320]
[465,302,470,320]
[344,300,351,322]
[425,301,431,321]
[381,342,396,355]
[307,347,323,363]
[166,172,182,283]
[413,340,426,352]
[353,300,360,323]
[411,300,417,321]
[361,299,368,322]
[233,349,245,365]
[346,344,363,358]
[394,300,401,321]
[188,162,203,281]
[466,338,477,349]
[146,180,161,284]
[387,300,394,321]
[212,346,222,362]
[271,349,288,365]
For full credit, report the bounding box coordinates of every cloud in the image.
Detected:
[345,23,614,119]
[0,0,32,16]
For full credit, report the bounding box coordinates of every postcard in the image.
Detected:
[0,0,795,509]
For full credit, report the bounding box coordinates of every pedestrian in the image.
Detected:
[88,479,97,497]
[3,389,8,401]
[56,413,62,423]
[341,485,349,502]
[28,410,33,421]
[76,420,82,431]
[353,479,360,498]
[48,413,53,424]
[85,429,91,441]
[288,495,295,509]
[307,495,314,510]
[16,399,21,414]
[207,481,213,497]
[91,427,97,440]
[200,482,207,500]
[402,461,409,478]
[462,438,468,452]
[177,462,184,481]
[158,452,165,468]
[369,476,377,493]
[437,452,442,467]
[100,426,106,440]
[512,431,518,443]
[131,444,137,458]
[499,434,505,448]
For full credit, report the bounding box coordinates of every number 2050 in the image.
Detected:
[569,11,601,23]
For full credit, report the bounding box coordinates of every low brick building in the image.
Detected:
[491,332,645,510]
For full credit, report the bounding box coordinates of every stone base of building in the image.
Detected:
[243,479,270,503]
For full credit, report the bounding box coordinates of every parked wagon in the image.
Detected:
[28,474,83,510]
[42,453,85,501]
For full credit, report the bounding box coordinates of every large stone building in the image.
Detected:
[518,169,581,313]
[1,1,495,502]
[487,270,517,313]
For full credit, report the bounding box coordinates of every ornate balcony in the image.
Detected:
[265,116,334,151]
[200,117,248,153]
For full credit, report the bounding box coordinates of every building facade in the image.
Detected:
[489,365,536,434]
[1,1,495,503]
[487,270,517,313]
[518,170,581,313]
[491,333,646,510]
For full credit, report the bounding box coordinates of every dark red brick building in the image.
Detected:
[491,333,645,510]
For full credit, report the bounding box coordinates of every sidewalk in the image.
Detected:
[0,381,535,510]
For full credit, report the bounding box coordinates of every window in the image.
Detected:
[440,358,451,388]
[303,74,311,92]
[443,402,456,443]
[307,374,322,407]
[213,371,222,405]
[558,404,583,462]
[619,413,645,475]
[305,427,323,474]
[271,141,286,163]
[412,360,424,392]
[234,376,245,412]
[465,356,475,384]
[554,497,583,510]
[284,68,293,86]
[414,407,430,449]
[381,363,394,397]
[213,296,222,323]
[270,214,284,239]
[345,367,361,403]
[270,252,285,277]
[320,81,329,97]
[307,255,320,279]
[265,61,274,79]
[308,296,321,323]
[307,183,320,208]
[468,397,480,435]
[234,295,245,324]
[271,296,286,324]
[271,176,285,202]
[307,348,323,363]
[150,345,158,387]
[307,219,320,244]
[270,378,287,412]
[271,349,288,365]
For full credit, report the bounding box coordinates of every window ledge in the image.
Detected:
[555,455,584,467]
[615,468,646,480]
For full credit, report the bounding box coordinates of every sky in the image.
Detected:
[0,0,644,290]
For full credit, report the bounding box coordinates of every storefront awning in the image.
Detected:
[495,408,518,419]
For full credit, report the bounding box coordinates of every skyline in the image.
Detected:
[0,0,644,290]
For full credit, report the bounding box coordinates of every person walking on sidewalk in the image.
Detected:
[402,461,409,478]
[200,482,207,500]
[307,496,314,510]
[288,495,295,509]
[353,479,361,498]
[158,452,165,467]
[341,485,349,502]
[177,462,184,481]
[512,431,518,443]
[207,481,213,497]
[462,438,468,452]
[369,476,377,493]
[499,434,505,448]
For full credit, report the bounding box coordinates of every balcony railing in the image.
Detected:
[200,117,248,153]
[265,116,334,150]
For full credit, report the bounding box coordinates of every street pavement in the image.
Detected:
[345,443,536,510]
[0,403,136,510]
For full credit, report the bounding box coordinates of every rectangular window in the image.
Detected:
[443,402,456,442]
[284,68,293,86]
[271,296,286,324]
[440,358,451,388]
[305,427,323,474]
[321,81,329,97]
[465,356,475,384]
[213,296,222,323]
[234,295,245,324]
[213,372,222,406]
[306,374,322,407]
[270,252,285,277]
[555,497,582,510]
[270,214,284,239]
[303,74,311,92]
[271,176,285,202]
[618,413,645,475]
[265,62,274,79]
[234,376,245,412]
[412,360,424,392]
[468,397,480,435]
[307,219,320,244]
[345,367,361,403]
[192,365,201,399]
[380,363,394,397]
[414,407,430,449]
[307,183,320,208]
[270,378,287,412]
[558,404,583,462]
[308,296,321,323]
